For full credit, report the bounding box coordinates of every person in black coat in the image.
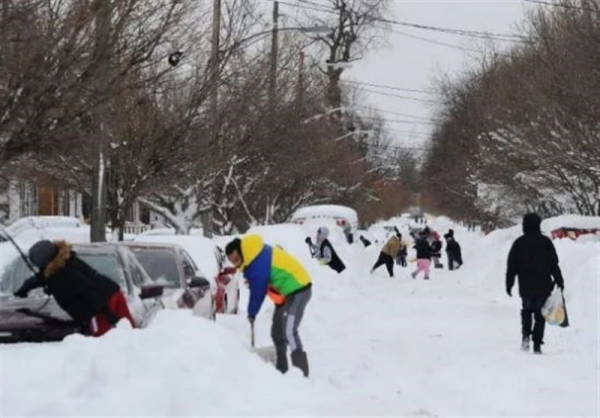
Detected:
[430,238,443,268]
[310,226,346,274]
[444,232,462,270]
[14,240,135,337]
[506,213,565,354]
[411,230,432,280]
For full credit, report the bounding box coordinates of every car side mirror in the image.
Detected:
[188,276,210,288]
[140,284,164,299]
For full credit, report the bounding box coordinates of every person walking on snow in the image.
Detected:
[506,213,565,355]
[313,226,346,273]
[14,240,135,337]
[225,235,312,376]
[396,240,408,267]
[430,236,443,269]
[371,232,402,277]
[444,231,463,270]
[411,230,432,280]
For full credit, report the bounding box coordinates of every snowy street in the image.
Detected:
[2,217,598,417]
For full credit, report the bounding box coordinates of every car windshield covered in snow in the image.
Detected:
[128,247,180,289]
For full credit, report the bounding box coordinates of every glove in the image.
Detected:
[506,288,512,297]
[305,237,312,244]
[247,316,255,324]
[556,282,564,291]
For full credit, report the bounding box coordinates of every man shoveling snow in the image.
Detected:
[225,235,312,377]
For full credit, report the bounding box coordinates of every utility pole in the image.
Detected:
[203,0,221,238]
[269,1,279,109]
[297,49,305,111]
[91,0,111,242]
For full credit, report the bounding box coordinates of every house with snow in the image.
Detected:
[0,179,164,234]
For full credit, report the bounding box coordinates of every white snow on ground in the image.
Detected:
[1,214,599,416]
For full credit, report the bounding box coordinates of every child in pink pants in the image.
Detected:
[412,259,431,280]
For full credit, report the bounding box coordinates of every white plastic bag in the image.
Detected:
[542,289,566,326]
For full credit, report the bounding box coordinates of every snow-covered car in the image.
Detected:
[291,205,359,243]
[132,235,239,315]
[122,242,215,319]
[0,216,84,242]
[0,243,164,343]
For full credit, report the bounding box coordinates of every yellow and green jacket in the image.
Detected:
[240,234,311,317]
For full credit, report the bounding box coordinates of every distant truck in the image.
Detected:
[290,205,359,244]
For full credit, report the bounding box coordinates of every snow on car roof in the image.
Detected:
[291,205,358,223]
[132,235,219,281]
[542,215,600,231]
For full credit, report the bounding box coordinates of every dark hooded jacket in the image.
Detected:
[506,214,564,299]
[414,236,431,259]
[317,227,346,274]
[445,236,462,264]
[15,241,121,325]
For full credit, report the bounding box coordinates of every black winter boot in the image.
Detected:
[291,349,309,377]
[521,336,530,352]
[275,347,289,373]
[533,342,542,354]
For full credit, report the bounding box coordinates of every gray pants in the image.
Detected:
[271,286,311,375]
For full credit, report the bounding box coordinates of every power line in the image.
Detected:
[377,25,484,54]
[354,86,437,103]
[357,115,434,126]
[351,105,433,121]
[341,80,437,96]
[275,0,529,43]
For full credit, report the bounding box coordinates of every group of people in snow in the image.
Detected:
[368,226,462,279]
[8,209,566,389]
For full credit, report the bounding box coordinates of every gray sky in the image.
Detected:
[347,0,532,147]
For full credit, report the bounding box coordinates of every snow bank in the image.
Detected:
[2,215,598,417]
[1,311,316,416]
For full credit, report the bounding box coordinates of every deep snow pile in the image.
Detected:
[1,215,599,416]
[0,311,316,416]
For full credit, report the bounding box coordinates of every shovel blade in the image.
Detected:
[251,346,277,364]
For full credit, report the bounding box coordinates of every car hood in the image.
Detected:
[0,295,73,330]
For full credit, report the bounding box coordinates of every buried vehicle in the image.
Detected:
[0,243,164,343]
[131,235,239,315]
[122,241,215,319]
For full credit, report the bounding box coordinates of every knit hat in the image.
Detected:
[28,240,58,271]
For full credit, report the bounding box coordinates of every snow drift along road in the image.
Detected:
[1,215,598,416]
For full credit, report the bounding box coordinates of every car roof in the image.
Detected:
[72,243,122,254]
[122,241,182,250]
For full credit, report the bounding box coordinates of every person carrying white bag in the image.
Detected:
[506,213,565,355]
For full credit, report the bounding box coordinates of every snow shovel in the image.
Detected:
[250,322,276,364]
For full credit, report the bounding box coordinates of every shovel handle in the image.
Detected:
[250,321,255,348]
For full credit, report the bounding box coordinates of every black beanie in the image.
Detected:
[28,240,58,270]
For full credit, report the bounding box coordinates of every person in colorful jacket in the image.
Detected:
[225,235,312,377]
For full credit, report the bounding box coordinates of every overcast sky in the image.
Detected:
[347,0,533,147]
[263,0,537,148]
